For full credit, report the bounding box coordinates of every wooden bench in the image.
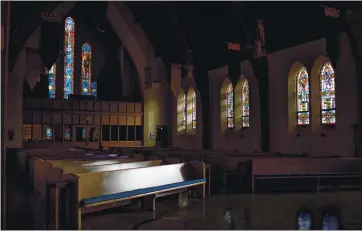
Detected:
[252,158,362,192]
[67,161,206,230]
[33,158,173,198]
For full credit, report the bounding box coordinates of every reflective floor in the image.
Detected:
[81,191,362,230]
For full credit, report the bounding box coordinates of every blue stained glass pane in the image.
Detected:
[64,17,75,99]
[81,43,92,95]
[297,212,312,230]
[322,215,339,230]
[48,64,56,99]
[45,126,53,140]
[64,128,71,141]
[91,81,97,97]
[82,128,86,139]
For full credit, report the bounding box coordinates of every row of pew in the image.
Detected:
[17,149,206,230]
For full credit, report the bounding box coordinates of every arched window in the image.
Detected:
[64,17,75,99]
[241,80,250,127]
[296,67,310,125]
[320,62,336,124]
[48,64,56,99]
[226,84,234,128]
[191,91,196,130]
[81,43,92,95]
[177,91,187,133]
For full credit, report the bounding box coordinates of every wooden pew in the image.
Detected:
[33,159,165,199]
[252,158,362,192]
[67,161,206,230]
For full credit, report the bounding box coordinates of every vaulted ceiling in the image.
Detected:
[6,1,362,71]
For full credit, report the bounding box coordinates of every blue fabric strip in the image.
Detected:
[82,178,206,206]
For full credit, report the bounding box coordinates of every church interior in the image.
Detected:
[1,1,362,230]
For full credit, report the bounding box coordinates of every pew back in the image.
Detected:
[252,158,362,176]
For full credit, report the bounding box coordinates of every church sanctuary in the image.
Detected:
[2,1,362,230]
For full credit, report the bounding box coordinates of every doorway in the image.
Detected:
[156,126,169,148]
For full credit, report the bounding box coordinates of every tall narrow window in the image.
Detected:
[48,64,56,99]
[64,17,75,99]
[296,67,310,125]
[226,84,234,128]
[320,62,336,124]
[182,94,187,131]
[191,91,196,129]
[81,43,92,95]
[241,80,250,127]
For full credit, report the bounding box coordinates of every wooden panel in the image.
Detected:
[135,103,142,113]
[73,100,80,110]
[118,116,126,125]
[101,102,109,112]
[63,100,72,110]
[23,110,33,124]
[135,116,142,125]
[80,101,87,110]
[95,102,101,111]
[80,114,87,125]
[110,102,118,113]
[127,103,135,113]
[119,103,126,113]
[86,115,93,125]
[63,114,72,124]
[24,99,33,109]
[110,115,118,125]
[54,100,62,109]
[94,115,101,125]
[87,101,94,111]
[102,115,110,125]
[73,114,80,124]
[43,113,52,124]
[42,99,53,109]
[53,114,62,124]
[34,100,42,109]
[127,116,135,125]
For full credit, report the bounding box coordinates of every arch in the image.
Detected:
[81,43,92,96]
[64,17,75,99]
[296,66,311,125]
[186,87,197,133]
[319,62,336,124]
[48,64,56,99]
[177,90,187,133]
[220,78,234,131]
[235,77,250,130]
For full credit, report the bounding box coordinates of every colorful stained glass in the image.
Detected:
[91,81,97,98]
[241,80,250,127]
[296,67,310,125]
[81,43,92,95]
[182,94,187,131]
[320,62,336,124]
[45,126,52,140]
[48,64,56,99]
[192,91,196,129]
[297,212,312,230]
[64,17,75,99]
[226,84,234,128]
[64,127,71,141]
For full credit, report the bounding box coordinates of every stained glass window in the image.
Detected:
[82,128,86,140]
[81,43,92,95]
[296,212,312,230]
[322,215,339,230]
[182,94,187,131]
[320,62,336,124]
[64,127,71,141]
[48,64,56,99]
[64,17,75,99]
[44,126,53,141]
[192,91,196,129]
[226,84,234,128]
[91,81,97,98]
[241,80,250,128]
[296,67,310,125]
